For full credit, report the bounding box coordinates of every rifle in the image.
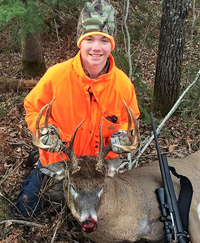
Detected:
[150,112,191,243]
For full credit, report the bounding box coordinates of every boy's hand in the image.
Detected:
[111,130,132,154]
[40,125,62,152]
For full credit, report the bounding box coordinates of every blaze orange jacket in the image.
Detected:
[24,51,140,166]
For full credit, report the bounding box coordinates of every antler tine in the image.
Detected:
[33,98,55,149]
[128,107,139,149]
[34,104,50,141]
[42,97,56,134]
[64,120,85,174]
[123,100,132,137]
[96,118,111,173]
[123,100,139,146]
[99,118,104,153]
[112,100,139,153]
[96,118,104,172]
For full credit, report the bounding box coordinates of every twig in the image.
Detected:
[122,0,132,79]
[0,160,24,187]
[7,141,27,146]
[129,68,200,167]
[0,192,19,211]
[54,19,61,45]
[186,0,196,86]
[50,204,67,243]
[0,219,41,227]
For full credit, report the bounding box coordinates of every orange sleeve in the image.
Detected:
[24,68,60,137]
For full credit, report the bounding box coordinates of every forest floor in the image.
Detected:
[0,20,200,243]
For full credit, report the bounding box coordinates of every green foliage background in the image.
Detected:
[0,0,85,36]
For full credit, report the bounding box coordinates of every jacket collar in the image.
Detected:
[83,58,110,78]
[72,51,117,111]
[72,51,115,89]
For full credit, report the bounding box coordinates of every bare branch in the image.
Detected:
[129,68,200,167]
[0,219,41,227]
[50,205,67,243]
[122,0,132,79]
[186,0,196,86]
[54,18,61,46]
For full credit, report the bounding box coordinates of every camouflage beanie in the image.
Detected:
[77,0,117,50]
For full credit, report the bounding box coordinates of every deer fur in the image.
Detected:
[62,151,200,243]
[32,100,200,242]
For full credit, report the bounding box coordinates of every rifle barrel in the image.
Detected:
[150,112,188,243]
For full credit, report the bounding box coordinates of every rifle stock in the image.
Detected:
[150,112,189,243]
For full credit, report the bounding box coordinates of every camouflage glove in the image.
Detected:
[110,130,132,154]
[40,125,62,152]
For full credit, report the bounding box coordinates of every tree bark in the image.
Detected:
[21,32,46,78]
[153,0,190,116]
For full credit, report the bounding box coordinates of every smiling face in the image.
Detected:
[80,34,112,78]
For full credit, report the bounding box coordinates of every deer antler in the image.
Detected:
[32,98,56,149]
[96,100,139,172]
[96,118,111,172]
[112,100,139,152]
[32,98,84,174]
[63,120,85,174]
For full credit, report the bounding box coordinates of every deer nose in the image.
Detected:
[81,218,97,233]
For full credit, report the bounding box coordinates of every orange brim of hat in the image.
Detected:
[77,31,115,50]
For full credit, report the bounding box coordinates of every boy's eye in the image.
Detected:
[85,37,93,41]
[102,39,109,42]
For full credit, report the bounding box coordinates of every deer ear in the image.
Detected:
[105,158,129,177]
[42,161,66,181]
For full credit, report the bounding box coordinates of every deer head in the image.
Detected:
[32,98,139,233]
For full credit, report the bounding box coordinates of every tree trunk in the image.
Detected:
[21,32,46,78]
[152,0,190,116]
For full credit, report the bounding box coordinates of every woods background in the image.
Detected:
[0,0,200,242]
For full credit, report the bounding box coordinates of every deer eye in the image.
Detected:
[98,186,104,198]
[70,185,78,199]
